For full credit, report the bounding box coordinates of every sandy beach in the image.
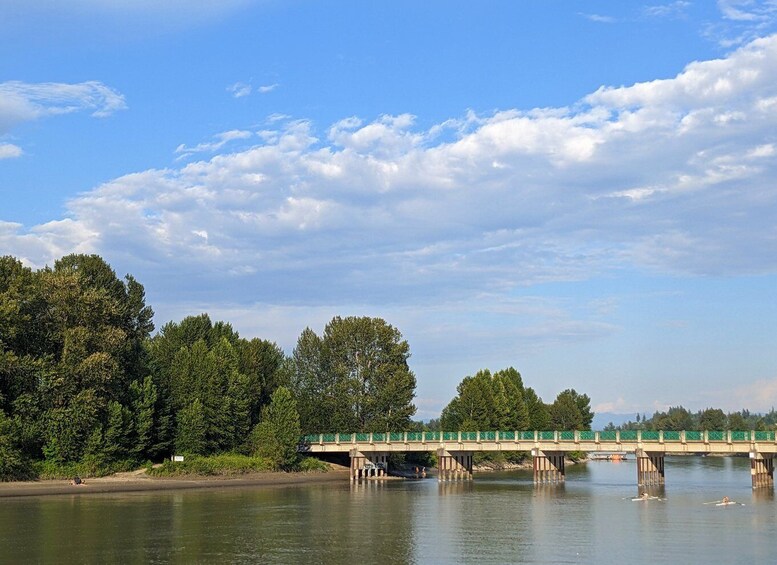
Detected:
[0,466,352,498]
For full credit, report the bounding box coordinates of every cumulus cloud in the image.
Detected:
[4,35,777,305]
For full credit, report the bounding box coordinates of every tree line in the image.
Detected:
[1,253,595,481]
[0,254,420,480]
[606,406,777,432]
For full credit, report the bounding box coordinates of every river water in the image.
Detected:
[2,456,775,563]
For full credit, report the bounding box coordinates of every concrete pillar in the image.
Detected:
[750,451,774,489]
[350,449,366,481]
[636,449,664,486]
[437,449,474,481]
[532,450,565,484]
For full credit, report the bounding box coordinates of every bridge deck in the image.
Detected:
[302,430,777,454]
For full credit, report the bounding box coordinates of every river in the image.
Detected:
[2,456,775,563]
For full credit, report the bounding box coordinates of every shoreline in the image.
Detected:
[0,467,351,499]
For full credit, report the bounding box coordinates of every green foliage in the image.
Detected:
[289,317,417,433]
[297,457,331,472]
[175,399,208,455]
[0,409,35,481]
[440,367,540,432]
[249,387,301,469]
[550,389,593,430]
[148,453,274,476]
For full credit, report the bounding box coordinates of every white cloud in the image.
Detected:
[0,143,23,159]
[3,35,777,334]
[581,13,617,23]
[643,1,691,19]
[0,81,126,129]
[258,83,279,94]
[228,82,252,98]
[0,81,126,156]
[175,129,253,158]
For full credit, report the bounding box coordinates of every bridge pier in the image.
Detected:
[750,451,774,489]
[436,449,473,481]
[532,450,565,484]
[349,450,389,481]
[636,449,665,486]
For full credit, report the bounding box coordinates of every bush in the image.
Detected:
[295,457,330,472]
[147,453,274,477]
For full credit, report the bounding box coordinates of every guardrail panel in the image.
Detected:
[620,430,637,441]
[641,431,659,441]
[578,430,595,441]
[599,431,617,441]
[685,431,702,441]
[755,431,775,441]
[663,431,680,441]
[731,431,750,442]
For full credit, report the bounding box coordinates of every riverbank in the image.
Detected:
[0,465,351,498]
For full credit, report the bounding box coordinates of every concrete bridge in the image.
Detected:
[301,430,777,488]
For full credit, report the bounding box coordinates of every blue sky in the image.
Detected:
[2,1,777,420]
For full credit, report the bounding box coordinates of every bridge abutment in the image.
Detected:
[636,449,665,486]
[532,450,565,484]
[349,450,389,481]
[750,451,774,489]
[436,449,473,481]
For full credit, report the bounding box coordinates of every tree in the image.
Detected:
[175,399,207,455]
[249,387,301,469]
[651,406,693,431]
[550,390,583,430]
[0,409,31,481]
[699,408,726,430]
[290,317,416,433]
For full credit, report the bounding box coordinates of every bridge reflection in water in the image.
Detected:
[302,430,776,488]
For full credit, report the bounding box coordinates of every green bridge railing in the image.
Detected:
[302,430,777,444]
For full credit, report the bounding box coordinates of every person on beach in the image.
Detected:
[640,491,649,499]
[70,476,85,486]
[722,496,730,504]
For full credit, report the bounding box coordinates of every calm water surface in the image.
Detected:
[2,457,775,564]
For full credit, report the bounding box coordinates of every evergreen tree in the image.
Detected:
[250,386,301,469]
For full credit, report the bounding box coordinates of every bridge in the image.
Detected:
[302,430,777,488]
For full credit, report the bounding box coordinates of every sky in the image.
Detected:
[2,0,777,420]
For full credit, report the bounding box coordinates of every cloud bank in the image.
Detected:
[3,36,776,300]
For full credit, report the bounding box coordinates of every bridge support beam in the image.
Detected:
[636,449,664,486]
[750,451,774,489]
[436,449,473,481]
[349,450,389,481]
[532,450,565,484]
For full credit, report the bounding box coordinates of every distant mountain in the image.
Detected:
[592,412,636,430]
